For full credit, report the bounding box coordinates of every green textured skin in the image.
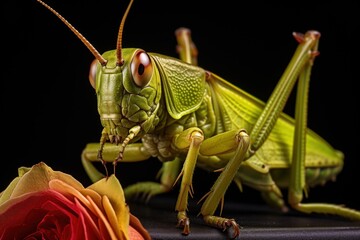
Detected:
[94,48,343,189]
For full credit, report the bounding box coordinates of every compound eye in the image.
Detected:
[89,59,98,89]
[130,51,153,87]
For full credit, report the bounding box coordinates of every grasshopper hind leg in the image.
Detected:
[175,28,198,65]
[234,161,288,212]
[261,191,288,212]
[123,158,181,202]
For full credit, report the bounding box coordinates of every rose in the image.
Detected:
[0,162,151,239]
[0,162,151,240]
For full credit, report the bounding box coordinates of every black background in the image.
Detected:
[2,0,359,213]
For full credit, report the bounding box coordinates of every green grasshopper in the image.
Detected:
[37,0,360,238]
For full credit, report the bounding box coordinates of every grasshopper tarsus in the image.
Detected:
[112,158,119,177]
[101,159,110,178]
[225,220,240,240]
[178,219,190,236]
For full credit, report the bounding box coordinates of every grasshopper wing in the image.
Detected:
[206,72,343,168]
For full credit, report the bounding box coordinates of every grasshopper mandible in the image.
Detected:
[37,0,360,238]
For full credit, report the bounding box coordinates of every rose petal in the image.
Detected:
[36,209,69,239]
[0,191,69,238]
[73,197,102,240]
[17,166,32,177]
[37,192,92,239]
[86,195,118,240]
[2,207,49,239]
[103,195,129,240]
[49,179,91,210]
[10,162,84,199]
[87,175,151,240]
[0,177,20,205]
[80,188,103,212]
[129,214,151,240]
[0,189,111,240]
[48,177,131,239]
[87,175,129,228]
[87,175,126,204]
[129,226,146,240]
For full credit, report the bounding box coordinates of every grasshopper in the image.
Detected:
[37,0,360,238]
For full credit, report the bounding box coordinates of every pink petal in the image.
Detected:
[0,190,103,240]
[86,195,118,239]
[73,197,102,240]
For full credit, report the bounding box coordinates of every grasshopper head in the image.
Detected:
[89,48,161,144]
[36,0,156,145]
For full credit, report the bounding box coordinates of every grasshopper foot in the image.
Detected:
[177,211,190,235]
[203,215,240,239]
[225,219,241,239]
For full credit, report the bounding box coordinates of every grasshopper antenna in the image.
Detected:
[116,0,134,66]
[36,0,107,66]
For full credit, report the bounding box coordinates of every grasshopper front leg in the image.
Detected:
[81,143,152,182]
[171,127,205,235]
[82,143,182,202]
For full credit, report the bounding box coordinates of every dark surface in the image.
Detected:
[129,196,360,240]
